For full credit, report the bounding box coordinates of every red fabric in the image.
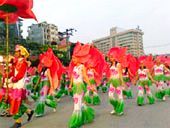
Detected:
[121,55,129,68]
[72,42,91,63]
[104,62,111,80]
[85,47,105,85]
[39,48,63,90]
[0,0,6,5]
[0,0,37,24]
[164,56,170,65]
[9,88,24,115]
[73,42,90,57]
[155,56,166,63]
[107,47,127,63]
[127,54,138,79]
[137,55,154,69]
[12,58,27,82]
[0,11,18,23]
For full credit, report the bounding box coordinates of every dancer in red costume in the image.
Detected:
[34,48,63,117]
[134,56,155,106]
[68,42,95,128]
[153,56,170,101]
[10,45,34,128]
[164,56,170,95]
[106,47,126,115]
[121,54,136,99]
[84,46,105,105]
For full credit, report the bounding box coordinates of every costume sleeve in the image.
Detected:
[14,61,27,81]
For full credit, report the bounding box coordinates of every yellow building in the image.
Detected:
[93,27,144,57]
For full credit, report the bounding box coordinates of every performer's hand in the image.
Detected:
[92,85,97,92]
[153,80,157,84]
[12,77,17,83]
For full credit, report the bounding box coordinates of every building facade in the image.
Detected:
[27,21,59,45]
[93,27,144,57]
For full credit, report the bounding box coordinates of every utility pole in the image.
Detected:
[58,28,77,60]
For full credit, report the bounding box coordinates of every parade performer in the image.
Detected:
[164,57,170,95]
[153,56,170,101]
[10,45,34,128]
[0,56,14,117]
[134,56,155,106]
[106,47,126,115]
[101,72,108,93]
[122,67,133,98]
[34,48,63,117]
[84,46,105,105]
[55,71,70,101]
[68,42,95,128]
[101,63,110,93]
[122,54,137,99]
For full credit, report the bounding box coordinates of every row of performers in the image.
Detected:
[0,42,170,128]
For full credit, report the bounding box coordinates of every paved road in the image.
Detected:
[1,86,170,128]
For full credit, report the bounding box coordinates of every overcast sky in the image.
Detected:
[22,0,170,55]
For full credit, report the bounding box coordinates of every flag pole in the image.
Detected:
[5,13,9,101]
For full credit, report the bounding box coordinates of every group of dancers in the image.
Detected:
[0,42,170,128]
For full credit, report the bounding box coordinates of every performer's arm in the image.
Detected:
[82,66,91,86]
[128,69,134,78]
[133,72,139,85]
[118,63,124,86]
[12,61,27,82]
[148,70,156,83]
[164,65,170,72]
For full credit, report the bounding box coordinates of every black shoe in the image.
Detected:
[6,113,12,117]
[0,110,8,117]
[27,110,34,122]
[10,122,21,128]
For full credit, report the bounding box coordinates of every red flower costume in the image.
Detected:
[0,0,37,23]
[107,47,127,115]
[38,48,63,95]
[68,42,95,128]
[135,55,155,106]
[84,46,105,105]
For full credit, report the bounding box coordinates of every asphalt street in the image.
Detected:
[1,86,170,128]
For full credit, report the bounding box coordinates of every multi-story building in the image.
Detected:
[93,27,144,57]
[27,21,59,45]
